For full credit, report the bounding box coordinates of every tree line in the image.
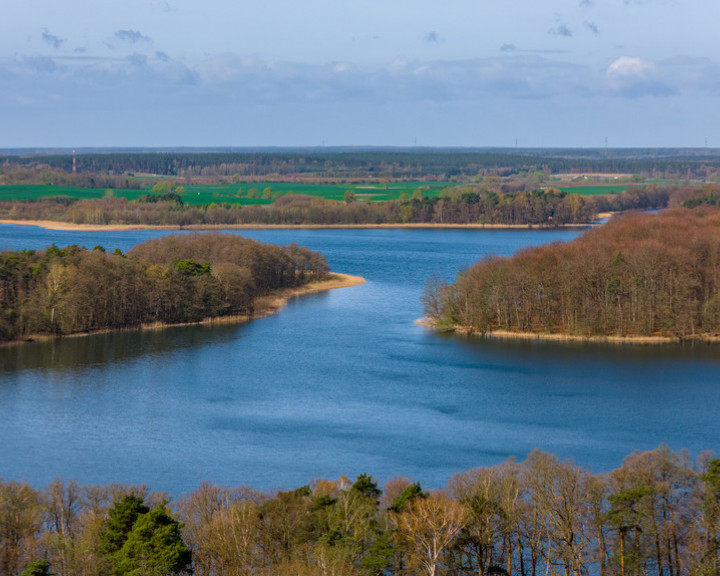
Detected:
[0,164,142,190]
[0,187,599,227]
[2,445,719,576]
[0,182,701,228]
[4,149,720,180]
[425,206,720,339]
[0,234,329,342]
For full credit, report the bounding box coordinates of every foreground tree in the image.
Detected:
[100,495,191,576]
[392,491,466,576]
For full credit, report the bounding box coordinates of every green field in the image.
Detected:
[558,184,632,195]
[0,181,457,205]
[0,185,147,202]
[0,181,629,206]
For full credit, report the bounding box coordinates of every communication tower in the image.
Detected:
[72,150,76,174]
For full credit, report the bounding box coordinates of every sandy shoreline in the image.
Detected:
[0,219,594,232]
[417,318,720,344]
[1,272,365,347]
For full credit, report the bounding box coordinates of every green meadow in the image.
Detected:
[557,184,630,195]
[0,181,633,207]
[0,181,457,205]
[0,185,145,202]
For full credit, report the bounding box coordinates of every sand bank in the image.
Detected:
[417,319,720,344]
[0,219,593,232]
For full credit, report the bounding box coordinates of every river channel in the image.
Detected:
[1,224,719,495]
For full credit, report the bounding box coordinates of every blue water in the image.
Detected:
[1,223,719,495]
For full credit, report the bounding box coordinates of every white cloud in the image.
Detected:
[2,46,720,146]
[607,56,653,79]
[605,56,675,97]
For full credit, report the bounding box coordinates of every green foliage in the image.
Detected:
[173,259,211,277]
[389,482,424,513]
[112,504,192,576]
[19,560,53,576]
[100,495,149,556]
[139,192,184,206]
[45,244,65,259]
[150,182,178,195]
[607,486,653,530]
[352,473,382,500]
[98,495,191,576]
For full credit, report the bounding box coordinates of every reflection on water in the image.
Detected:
[1,323,247,373]
[1,224,719,495]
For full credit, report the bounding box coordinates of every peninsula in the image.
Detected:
[0,233,363,343]
[423,207,720,342]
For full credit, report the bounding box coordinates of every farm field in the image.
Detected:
[0,181,458,205]
[0,181,646,207]
[557,184,632,195]
[0,185,146,202]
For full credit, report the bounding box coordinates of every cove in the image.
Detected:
[1,224,719,495]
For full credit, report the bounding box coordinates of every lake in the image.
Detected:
[1,223,719,495]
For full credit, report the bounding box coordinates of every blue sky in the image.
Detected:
[2,0,719,148]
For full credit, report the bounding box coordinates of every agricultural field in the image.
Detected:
[0,181,458,205]
[0,185,146,202]
[557,184,633,195]
[0,181,645,207]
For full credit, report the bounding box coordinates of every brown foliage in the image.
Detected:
[0,234,329,342]
[436,208,720,339]
[4,445,718,576]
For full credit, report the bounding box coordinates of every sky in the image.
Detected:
[2,0,719,148]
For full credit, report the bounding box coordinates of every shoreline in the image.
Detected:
[1,272,365,347]
[0,219,594,232]
[416,318,720,345]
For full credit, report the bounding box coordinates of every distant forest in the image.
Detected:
[2,148,720,181]
[0,234,329,342]
[425,206,720,340]
[2,445,719,576]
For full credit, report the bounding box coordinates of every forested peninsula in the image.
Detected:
[0,233,347,343]
[424,207,720,341]
[2,445,719,576]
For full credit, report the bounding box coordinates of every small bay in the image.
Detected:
[1,223,719,494]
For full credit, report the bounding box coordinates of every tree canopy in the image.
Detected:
[0,233,329,342]
[427,207,720,340]
[3,446,720,576]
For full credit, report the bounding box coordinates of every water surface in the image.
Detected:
[1,224,718,494]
